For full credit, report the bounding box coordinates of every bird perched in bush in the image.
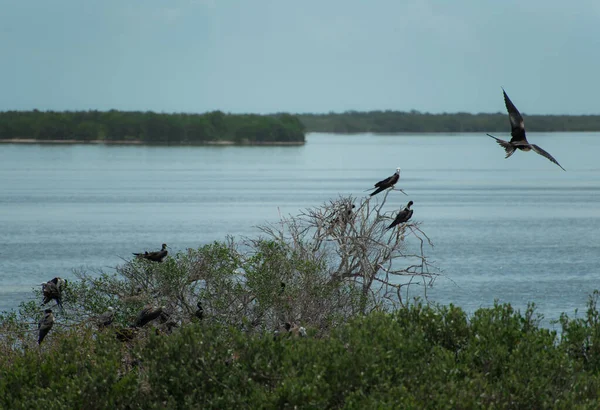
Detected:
[195,301,204,321]
[386,201,414,230]
[38,309,55,345]
[134,305,164,328]
[133,243,169,262]
[368,168,407,197]
[41,277,66,310]
[96,307,115,328]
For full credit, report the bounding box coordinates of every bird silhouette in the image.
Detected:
[133,243,169,262]
[38,309,55,345]
[487,88,565,171]
[386,201,414,230]
[368,168,406,197]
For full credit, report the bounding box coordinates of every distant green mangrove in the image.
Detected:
[0,110,305,144]
[2,108,597,145]
[298,110,600,133]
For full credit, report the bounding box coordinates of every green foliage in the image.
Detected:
[0,329,137,409]
[298,110,600,133]
[5,300,600,408]
[4,200,600,407]
[0,110,305,144]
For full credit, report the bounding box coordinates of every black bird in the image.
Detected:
[41,278,64,310]
[487,89,565,171]
[96,307,115,328]
[133,243,168,263]
[195,301,204,321]
[338,204,356,224]
[134,305,164,328]
[49,277,67,289]
[275,322,307,339]
[328,203,356,230]
[38,309,55,345]
[369,168,406,197]
[386,201,414,230]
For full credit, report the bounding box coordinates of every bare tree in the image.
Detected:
[257,192,439,312]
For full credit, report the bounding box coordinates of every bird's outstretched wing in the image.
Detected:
[502,89,527,143]
[531,144,566,171]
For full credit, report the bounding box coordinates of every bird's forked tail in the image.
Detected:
[487,134,516,159]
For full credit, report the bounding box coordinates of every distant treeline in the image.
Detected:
[0,110,306,144]
[297,110,600,133]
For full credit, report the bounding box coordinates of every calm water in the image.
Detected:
[1,133,599,328]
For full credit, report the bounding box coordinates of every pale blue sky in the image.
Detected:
[1,0,599,114]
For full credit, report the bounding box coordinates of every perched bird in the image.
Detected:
[368,168,406,197]
[41,278,64,310]
[331,203,355,225]
[289,323,308,338]
[326,203,356,235]
[38,309,55,345]
[96,307,115,328]
[195,301,204,321]
[134,305,164,328]
[49,277,67,289]
[386,201,414,230]
[275,322,307,339]
[487,89,565,171]
[133,243,168,263]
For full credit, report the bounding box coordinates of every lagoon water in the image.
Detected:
[1,133,599,328]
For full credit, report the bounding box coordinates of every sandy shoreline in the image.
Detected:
[0,138,305,146]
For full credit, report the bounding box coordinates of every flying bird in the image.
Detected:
[386,201,414,230]
[133,243,168,263]
[487,89,565,171]
[38,309,55,345]
[368,168,407,197]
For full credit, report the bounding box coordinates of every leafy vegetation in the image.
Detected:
[0,110,305,144]
[4,297,600,408]
[298,110,600,133]
[3,196,599,408]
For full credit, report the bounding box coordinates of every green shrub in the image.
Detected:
[5,301,600,408]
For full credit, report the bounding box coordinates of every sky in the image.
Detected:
[1,0,600,115]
